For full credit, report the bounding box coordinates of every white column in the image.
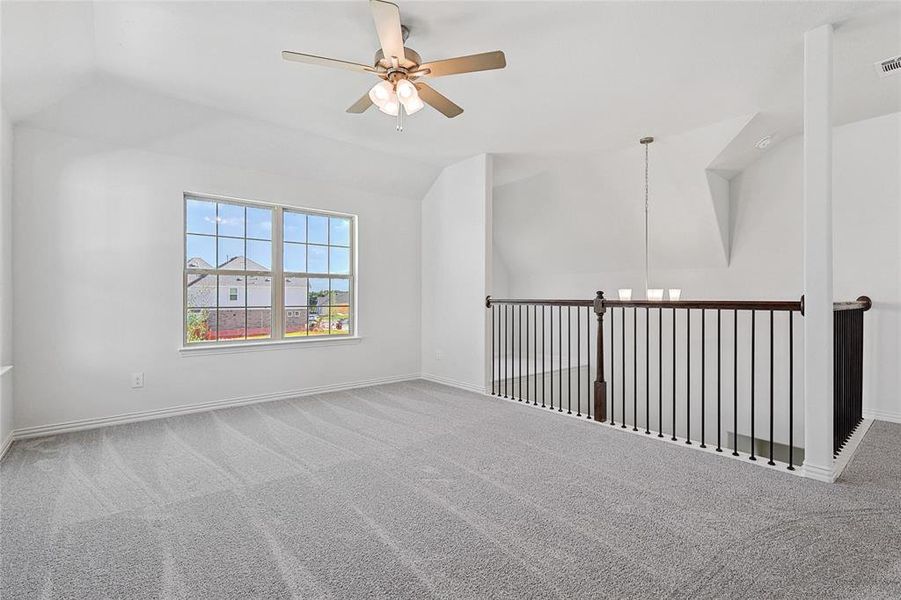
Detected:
[802,24,835,483]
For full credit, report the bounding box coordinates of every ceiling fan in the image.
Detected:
[282,0,506,129]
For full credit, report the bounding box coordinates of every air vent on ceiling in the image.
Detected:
[874,55,901,78]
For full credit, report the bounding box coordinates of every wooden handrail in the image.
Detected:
[487,296,802,311]
[605,299,803,311]
[486,297,592,307]
[833,296,872,312]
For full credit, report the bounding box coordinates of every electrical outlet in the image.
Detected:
[131,372,144,389]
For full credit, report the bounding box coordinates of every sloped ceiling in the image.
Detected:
[2,1,899,199]
[14,75,441,199]
[491,114,755,276]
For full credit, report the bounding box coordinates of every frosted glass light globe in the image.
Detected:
[401,94,424,115]
[379,96,400,116]
[368,81,393,107]
[395,79,417,101]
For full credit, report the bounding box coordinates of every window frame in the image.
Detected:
[182,192,357,348]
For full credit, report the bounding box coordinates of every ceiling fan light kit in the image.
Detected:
[282,0,507,131]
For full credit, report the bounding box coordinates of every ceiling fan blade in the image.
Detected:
[346,93,374,114]
[415,83,463,118]
[415,51,506,78]
[370,0,406,62]
[282,51,377,74]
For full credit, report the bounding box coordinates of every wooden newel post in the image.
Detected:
[593,290,607,422]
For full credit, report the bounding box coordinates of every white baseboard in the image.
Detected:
[862,407,901,424]
[801,462,837,483]
[420,373,486,395]
[8,374,420,443]
[834,418,873,480]
[0,432,13,461]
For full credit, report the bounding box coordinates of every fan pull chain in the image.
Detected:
[396,103,405,132]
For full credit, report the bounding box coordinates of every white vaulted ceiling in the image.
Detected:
[2,1,899,200]
[4,2,900,149]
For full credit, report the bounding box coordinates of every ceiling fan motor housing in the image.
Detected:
[374,47,422,73]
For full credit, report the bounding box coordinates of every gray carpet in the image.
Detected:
[2,380,900,599]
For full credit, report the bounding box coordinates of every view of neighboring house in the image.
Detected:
[186,256,350,340]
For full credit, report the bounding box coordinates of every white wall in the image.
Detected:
[833,113,901,422]
[493,112,901,423]
[0,108,13,445]
[421,154,492,392]
[12,125,422,430]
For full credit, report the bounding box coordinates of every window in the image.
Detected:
[184,194,355,345]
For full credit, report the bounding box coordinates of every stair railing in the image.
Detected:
[487,292,870,471]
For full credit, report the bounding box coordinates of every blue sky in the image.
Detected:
[186,198,350,273]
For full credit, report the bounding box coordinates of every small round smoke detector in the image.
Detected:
[755,135,774,150]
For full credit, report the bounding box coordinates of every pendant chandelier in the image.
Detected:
[640,136,680,301]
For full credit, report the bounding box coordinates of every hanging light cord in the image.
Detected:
[644,141,650,296]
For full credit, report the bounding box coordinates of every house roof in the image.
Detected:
[186,255,268,271]
[186,256,309,290]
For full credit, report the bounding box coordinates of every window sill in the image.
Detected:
[179,336,363,356]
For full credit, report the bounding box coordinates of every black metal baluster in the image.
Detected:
[733,309,739,456]
[510,305,515,399]
[497,305,502,397]
[852,311,857,432]
[686,309,691,445]
[526,304,530,404]
[834,311,838,454]
[610,303,615,426]
[856,310,862,426]
[716,309,722,452]
[533,306,538,406]
[672,308,677,441]
[586,306,592,420]
[577,307,581,416]
[838,311,852,449]
[788,311,794,470]
[558,306,563,412]
[541,305,547,408]
[633,307,638,431]
[504,305,509,398]
[854,310,860,423]
[844,310,848,451]
[491,304,496,395]
[838,311,841,454]
[518,305,522,402]
[837,310,843,454]
[645,307,650,434]
[841,311,845,451]
[768,310,775,466]
[842,311,846,449]
[658,308,663,438]
[550,306,554,410]
[622,307,627,429]
[750,310,756,461]
[568,306,572,414]
[834,310,839,454]
[700,309,706,448]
